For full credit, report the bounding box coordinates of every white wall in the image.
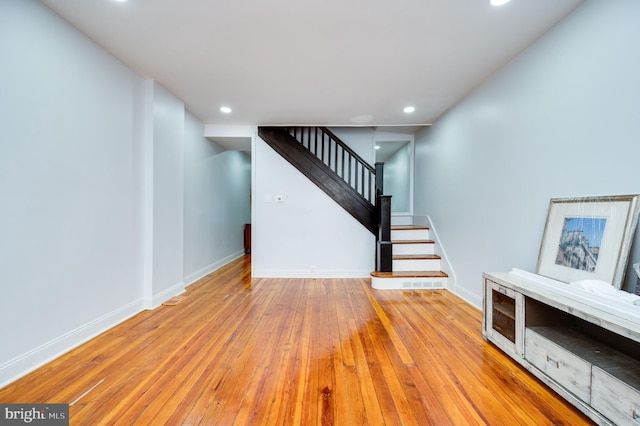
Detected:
[147,82,185,306]
[183,113,251,284]
[414,0,640,307]
[0,0,146,384]
[252,137,375,277]
[384,144,411,213]
[328,127,375,164]
[0,1,249,386]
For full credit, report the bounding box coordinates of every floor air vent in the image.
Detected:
[401,281,445,289]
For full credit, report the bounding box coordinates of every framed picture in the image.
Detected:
[536,194,640,289]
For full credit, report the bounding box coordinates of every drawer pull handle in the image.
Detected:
[546,355,559,368]
[498,286,508,295]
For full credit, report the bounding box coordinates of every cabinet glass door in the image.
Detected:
[485,280,524,357]
[492,289,516,343]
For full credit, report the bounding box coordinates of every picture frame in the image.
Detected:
[536,194,640,289]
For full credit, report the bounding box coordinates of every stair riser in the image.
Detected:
[391,229,429,241]
[392,243,434,256]
[371,276,447,290]
[374,225,447,291]
[393,259,441,271]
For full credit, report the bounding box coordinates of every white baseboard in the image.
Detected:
[450,285,482,310]
[150,281,185,309]
[424,215,457,289]
[252,268,371,279]
[183,251,245,287]
[0,298,145,388]
[0,254,248,388]
[372,276,447,290]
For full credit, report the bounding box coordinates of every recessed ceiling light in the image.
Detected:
[403,106,415,113]
[220,106,232,113]
[114,0,128,2]
[490,0,511,6]
[375,145,380,150]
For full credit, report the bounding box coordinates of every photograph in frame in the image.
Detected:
[536,194,640,289]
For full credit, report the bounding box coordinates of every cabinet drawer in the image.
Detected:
[592,366,640,426]
[524,328,591,403]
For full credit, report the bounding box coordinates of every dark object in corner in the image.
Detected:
[244,224,251,254]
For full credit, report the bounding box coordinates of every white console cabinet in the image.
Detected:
[483,270,640,426]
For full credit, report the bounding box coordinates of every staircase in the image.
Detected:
[258,126,449,289]
[258,126,378,234]
[370,225,448,290]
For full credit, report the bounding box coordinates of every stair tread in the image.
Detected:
[392,239,434,244]
[370,270,449,278]
[393,254,440,260]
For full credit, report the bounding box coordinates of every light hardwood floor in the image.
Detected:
[0,255,593,425]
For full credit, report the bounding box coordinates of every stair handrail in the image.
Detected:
[286,126,377,204]
[318,127,376,174]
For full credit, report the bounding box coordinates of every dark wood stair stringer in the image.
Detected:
[258,126,377,234]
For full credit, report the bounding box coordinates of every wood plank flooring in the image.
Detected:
[0,255,594,425]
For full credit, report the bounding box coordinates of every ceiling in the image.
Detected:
[40,0,583,128]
